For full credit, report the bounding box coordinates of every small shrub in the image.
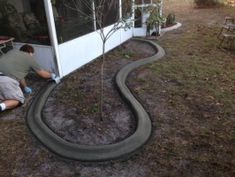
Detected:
[146,6,166,35]
[194,0,224,7]
[166,13,176,26]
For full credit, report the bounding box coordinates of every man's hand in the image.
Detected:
[51,73,60,84]
[23,86,32,94]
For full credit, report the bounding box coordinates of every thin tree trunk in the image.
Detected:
[100,42,106,121]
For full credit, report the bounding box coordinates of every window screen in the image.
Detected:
[95,0,119,28]
[53,0,94,44]
[122,0,132,19]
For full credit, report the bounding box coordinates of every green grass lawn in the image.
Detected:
[127,2,235,176]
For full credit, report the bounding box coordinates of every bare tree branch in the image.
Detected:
[61,0,133,120]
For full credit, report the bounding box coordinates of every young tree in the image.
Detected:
[61,0,133,120]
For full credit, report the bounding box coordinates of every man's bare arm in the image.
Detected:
[36,69,51,79]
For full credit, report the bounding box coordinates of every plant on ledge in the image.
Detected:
[161,13,176,28]
[146,5,166,36]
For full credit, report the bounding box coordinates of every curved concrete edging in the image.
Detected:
[26,38,165,161]
[161,22,182,33]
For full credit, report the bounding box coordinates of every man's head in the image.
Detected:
[20,44,34,55]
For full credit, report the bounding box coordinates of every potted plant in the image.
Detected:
[146,5,166,36]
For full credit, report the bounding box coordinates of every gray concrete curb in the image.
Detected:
[26,38,165,161]
[161,22,182,33]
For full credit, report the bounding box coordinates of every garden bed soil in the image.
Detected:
[42,39,157,145]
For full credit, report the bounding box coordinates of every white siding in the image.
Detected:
[58,25,133,77]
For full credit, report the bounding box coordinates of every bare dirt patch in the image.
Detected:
[43,40,156,145]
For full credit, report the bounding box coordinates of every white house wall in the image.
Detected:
[58,26,133,77]
[133,28,147,36]
[121,28,133,43]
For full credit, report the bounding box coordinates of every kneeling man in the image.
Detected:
[0,44,59,112]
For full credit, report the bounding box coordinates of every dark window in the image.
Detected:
[53,0,94,44]
[53,0,120,43]
[122,0,132,19]
[95,0,119,28]
[0,0,50,45]
[134,8,142,27]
